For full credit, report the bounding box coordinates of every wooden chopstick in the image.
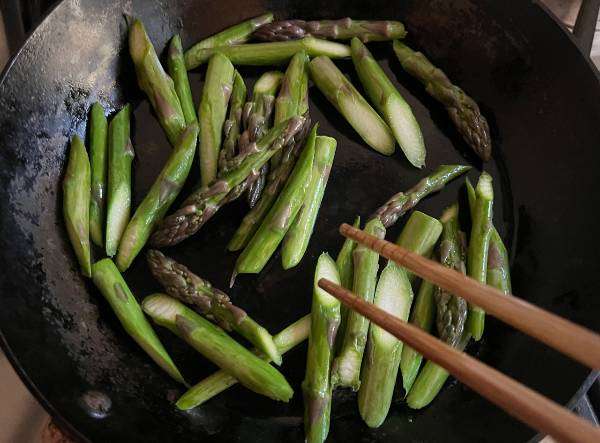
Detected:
[318,278,600,443]
[339,222,600,370]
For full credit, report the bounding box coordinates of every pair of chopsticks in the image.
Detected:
[317,223,600,443]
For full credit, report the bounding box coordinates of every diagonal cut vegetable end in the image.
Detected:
[314,253,341,306]
[385,95,425,167]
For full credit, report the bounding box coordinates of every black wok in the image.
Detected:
[1,0,599,441]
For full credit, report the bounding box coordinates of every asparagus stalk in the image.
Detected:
[91,259,184,383]
[150,116,308,247]
[198,53,235,186]
[105,105,134,257]
[358,262,414,428]
[231,125,317,280]
[142,294,293,402]
[146,249,281,364]
[303,253,341,443]
[372,164,471,228]
[129,19,186,146]
[185,13,274,63]
[392,41,491,161]
[331,218,385,390]
[185,37,351,69]
[466,172,493,340]
[88,103,108,247]
[219,71,247,172]
[281,136,336,269]
[116,124,199,270]
[254,18,406,42]
[309,56,395,155]
[176,314,310,410]
[168,35,197,125]
[351,38,425,168]
[63,135,91,277]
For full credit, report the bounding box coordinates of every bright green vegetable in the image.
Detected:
[88,103,108,247]
[218,71,247,171]
[168,35,197,124]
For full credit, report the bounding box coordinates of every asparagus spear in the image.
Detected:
[466,172,493,340]
[91,259,184,383]
[372,164,471,228]
[63,135,91,277]
[150,116,308,247]
[392,41,491,161]
[309,56,395,155]
[105,105,134,257]
[303,253,341,443]
[231,125,317,280]
[185,13,274,64]
[116,124,199,271]
[331,218,385,390]
[351,38,425,168]
[219,71,247,172]
[198,53,235,186]
[146,249,281,364]
[185,38,351,69]
[129,19,186,146]
[358,262,413,428]
[142,294,293,402]
[168,35,197,125]
[282,136,336,269]
[176,314,310,410]
[88,103,108,247]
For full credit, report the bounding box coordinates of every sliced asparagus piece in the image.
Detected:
[129,19,185,146]
[63,135,91,277]
[331,218,385,390]
[89,103,108,247]
[466,172,494,340]
[146,249,281,364]
[254,18,406,42]
[309,56,395,155]
[185,13,274,62]
[92,259,184,383]
[231,125,317,280]
[219,71,247,171]
[150,116,307,247]
[185,37,351,69]
[176,314,310,410]
[105,105,134,257]
[392,40,491,161]
[372,164,471,228]
[198,53,235,186]
[303,253,341,443]
[168,35,197,125]
[358,262,413,428]
[116,123,199,271]
[351,38,425,168]
[142,294,293,402]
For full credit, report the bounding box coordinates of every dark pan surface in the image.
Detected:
[0,0,599,441]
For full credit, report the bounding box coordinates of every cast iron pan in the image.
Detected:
[1,0,599,441]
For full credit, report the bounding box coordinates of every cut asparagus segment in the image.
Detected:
[303,253,341,443]
[331,218,386,390]
[466,172,494,340]
[198,53,235,186]
[185,37,351,69]
[129,19,185,146]
[176,314,310,410]
[116,123,199,271]
[309,56,395,155]
[282,135,336,269]
[63,135,91,277]
[91,259,184,383]
[219,71,247,171]
[142,294,293,402]
[351,38,425,167]
[146,249,281,364]
[358,262,413,428]
[105,105,134,257]
[253,18,406,42]
[89,103,108,247]
[168,35,197,125]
